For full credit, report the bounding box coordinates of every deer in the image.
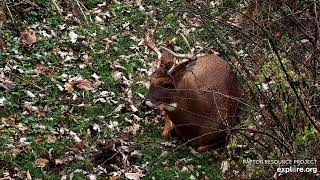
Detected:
[143,30,242,152]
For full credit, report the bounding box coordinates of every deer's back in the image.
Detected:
[167,54,241,146]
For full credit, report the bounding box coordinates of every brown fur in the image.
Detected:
[146,52,242,150]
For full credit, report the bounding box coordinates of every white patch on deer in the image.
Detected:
[164,103,178,112]
[145,101,154,107]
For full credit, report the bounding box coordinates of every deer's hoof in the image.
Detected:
[196,145,211,152]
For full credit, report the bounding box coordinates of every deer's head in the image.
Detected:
[144,41,194,110]
[142,27,197,110]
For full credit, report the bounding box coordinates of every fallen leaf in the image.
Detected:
[70,131,82,143]
[109,176,120,180]
[83,54,93,64]
[0,73,15,91]
[91,73,100,80]
[35,158,49,168]
[46,135,57,143]
[35,64,46,74]
[69,31,78,43]
[130,104,139,112]
[3,114,17,123]
[130,150,143,159]
[221,160,230,174]
[35,64,53,77]
[64,82,74,93]
[88,174,97,180]
[14,123,29,132]
[20,29,37,48]
[26,90,36,98]
[0,97,5,106]
[10,147,22,156]
[111,69,123,80]
[26,170,32,180]
[75,80,93,90]
[35,136,44,142]
[125,172,145,180]
[95,16,103,23]
[121,132,131,141]
[0,38,6,51]
[20,137,31,146]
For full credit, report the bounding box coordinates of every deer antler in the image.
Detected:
[144,30,162,60]
[142,23,163,68]
[163,33,196,74]
[160,46,195,60]
[143,26,196,70]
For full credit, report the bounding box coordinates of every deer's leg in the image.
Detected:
[196,144,214,152]
[162,113,174,141]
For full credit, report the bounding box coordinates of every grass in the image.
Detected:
[0,1,224,179]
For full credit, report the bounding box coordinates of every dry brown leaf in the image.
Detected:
[125,172,144,180]
[143,29,157,50]
[75,80,93,90]
[35,64,53,77]
[35,136,44,142]
[35,64,45,73]
[20,29,37,48]
[111,69,123,80]
[55,156,74,165]
[10,148,22,156]
[35,158,49,168]
[0,73,15,91]
[0,38,6,51]
[46,135,57,143]
[14,123,28,132]
[3,114,17,124]
[109,176,120,180]
[121,132,131,141]
[64,82,74,93]
[83,54,93,65]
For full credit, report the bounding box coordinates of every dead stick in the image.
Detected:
[51,0,62,16]
[3,0,16,27]
[74,0,88,24]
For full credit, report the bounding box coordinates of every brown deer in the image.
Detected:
[143,32,242,152]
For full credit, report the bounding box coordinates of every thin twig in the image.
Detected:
[9,72,45,91]
[8,0,38,8]
[74,0,88,24]
[3,0,16,27]
[51,0,62,16]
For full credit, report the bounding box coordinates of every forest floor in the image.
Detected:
[0,1,223,179]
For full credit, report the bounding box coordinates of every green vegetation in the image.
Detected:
[0,1,224,179]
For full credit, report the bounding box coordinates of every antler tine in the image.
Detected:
[162,47,196,74]
[162,34,197,74]
[142,23,163,68]
[160,46,196,60]
[179,32,193,55]
[160,32,195,60]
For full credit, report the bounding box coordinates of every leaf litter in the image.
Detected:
[0,1,223,179]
